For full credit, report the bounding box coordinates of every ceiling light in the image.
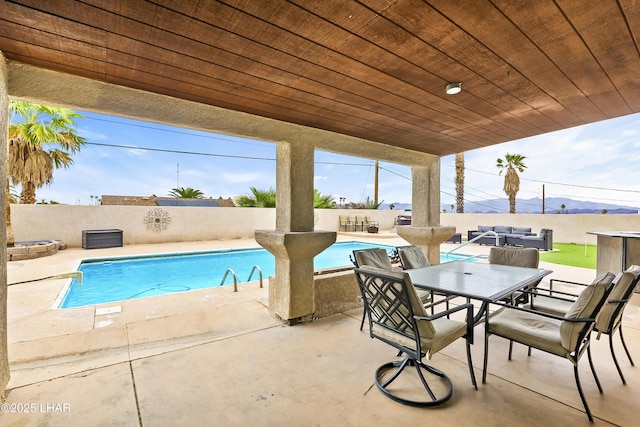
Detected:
[445,82,462,95]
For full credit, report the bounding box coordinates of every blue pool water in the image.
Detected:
[58,241,477,309]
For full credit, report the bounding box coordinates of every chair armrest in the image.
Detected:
[526,287,579,300]
[422,294,457,311]
[417,302,473,321]
[416,303,475,344]
[489,300,595,323]
[550,278,589,287]
[607,298,629,304]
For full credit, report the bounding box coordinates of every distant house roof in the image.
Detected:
[156,199,220,207]
[101,195,236,207]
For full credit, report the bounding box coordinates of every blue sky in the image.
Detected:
[33,110,640,211]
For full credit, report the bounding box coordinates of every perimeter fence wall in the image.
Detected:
[10,205,640,247]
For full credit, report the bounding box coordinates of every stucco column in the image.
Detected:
[396,158,454,264]
[256,142,335,324]
[0,52,10,398]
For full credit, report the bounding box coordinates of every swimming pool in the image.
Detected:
[56,241,478,309]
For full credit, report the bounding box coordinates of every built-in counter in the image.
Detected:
[588,231,640,278]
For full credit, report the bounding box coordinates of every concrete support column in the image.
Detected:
[256,142,335,324]
[0,52,10,397]
[396,158,454,264]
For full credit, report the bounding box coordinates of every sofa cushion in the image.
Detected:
[478,225,494,232]
[512,227,532,235]
[522,235,543,241]
[493,226,512,234]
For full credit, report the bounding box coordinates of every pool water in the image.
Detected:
[57,241,477,309]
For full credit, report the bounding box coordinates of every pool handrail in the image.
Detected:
[247,265,263,288]
[220,268,239,292]
[443,230,499,262]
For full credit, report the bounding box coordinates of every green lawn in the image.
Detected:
[539,243,596,269]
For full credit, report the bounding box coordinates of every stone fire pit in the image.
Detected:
[7,240,66,261]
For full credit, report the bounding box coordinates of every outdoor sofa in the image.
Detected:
[467,226,553,250]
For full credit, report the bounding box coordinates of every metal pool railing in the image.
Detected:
[442,230,498,262]
[221,264,264,292]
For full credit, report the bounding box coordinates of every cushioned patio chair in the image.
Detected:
[354,215,369,232]
[352,248,431,330]
[397,245,430,270]
[354,266,476,406]
[483,272,615,422]
[488,246,541,305]
[529,265,640,384]
[397,245,454,315]
[339,215,350,232]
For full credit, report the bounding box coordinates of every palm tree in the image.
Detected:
[8,101,86,204]
[236,187,277,207]
[168,187,204,198]
[347,196,383,209]
[236,187,335,208]
[313,189,335,208]
[496,153,527,214]
[455,152,464,213]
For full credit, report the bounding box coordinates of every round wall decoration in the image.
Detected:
[143,208,171,232]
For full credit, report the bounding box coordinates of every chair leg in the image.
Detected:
[360,310,366,331]
[609,333,627,385]
[375,356,454,407]
[466,340,478,390]
[619,327,635,366]
[483,330,489,384]
[508,340,513,360]
[587,345,603,393]
[574,364,594,423]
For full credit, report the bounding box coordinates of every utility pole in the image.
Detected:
[374,160,379,205]
[177,163,180,188]
[542,184,545,214]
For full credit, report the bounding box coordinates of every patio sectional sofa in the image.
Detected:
[467,226,553,250]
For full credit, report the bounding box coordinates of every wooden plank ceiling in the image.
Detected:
[1,0,639,156]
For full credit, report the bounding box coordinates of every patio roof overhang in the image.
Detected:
[1,0,639,157]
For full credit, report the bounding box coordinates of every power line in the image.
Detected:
[84,115,266,147]
[86,141,275,161]
[466,167,640,194]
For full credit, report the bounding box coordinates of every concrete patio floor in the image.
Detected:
[3,235,640,426]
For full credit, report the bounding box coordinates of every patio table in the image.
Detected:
[407,261,552,383]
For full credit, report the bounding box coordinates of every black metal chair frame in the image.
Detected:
[354,267,477,407]
[351,248,398,331]
[536,273,640,384]
[483,284,613,423]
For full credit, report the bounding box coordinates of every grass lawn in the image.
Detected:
[539,243,596,269]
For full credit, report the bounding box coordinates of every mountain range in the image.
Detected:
[381,197,640,214]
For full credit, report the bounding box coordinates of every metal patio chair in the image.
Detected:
[488,246,541,305]
[396,245,430,270]
[483,272,615,422]
[354,266,476,407]
[352,248,431,330]
[529,265,640,384]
